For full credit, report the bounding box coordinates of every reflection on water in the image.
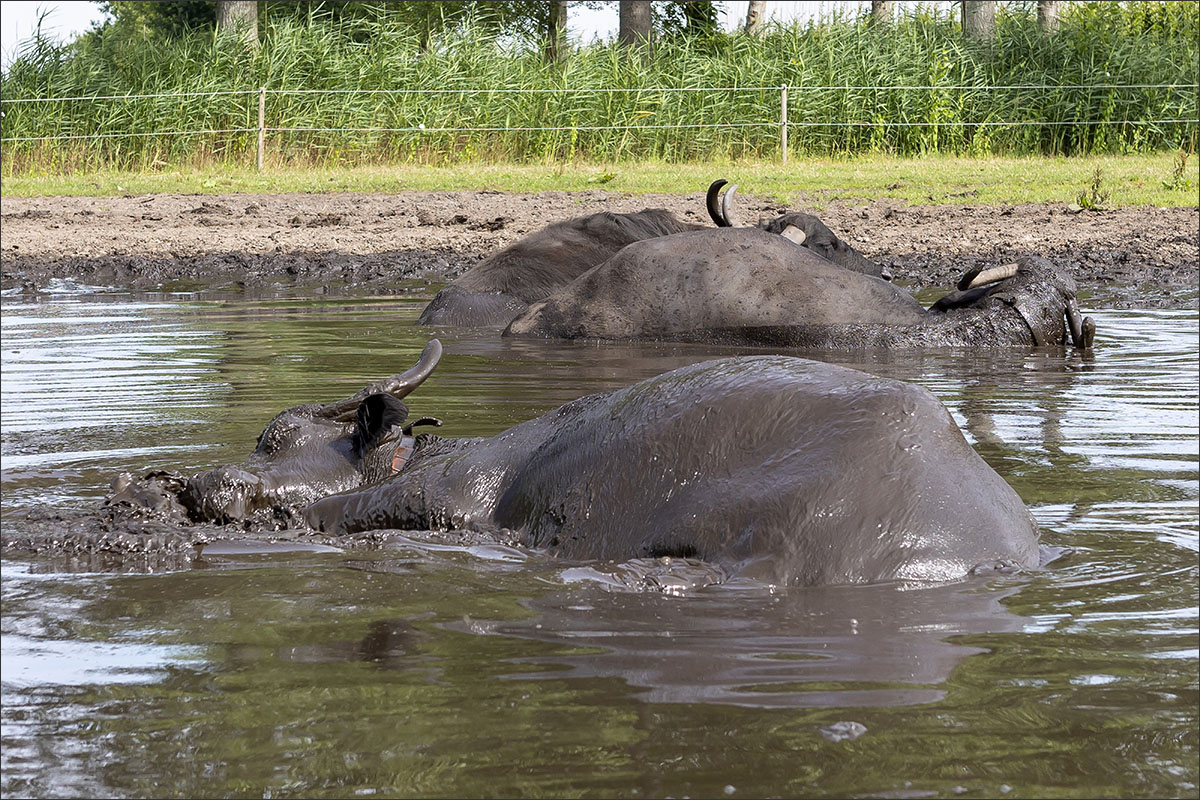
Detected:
[1,291,1197,798]
[0,563,204,688]
[457,579,1027,709]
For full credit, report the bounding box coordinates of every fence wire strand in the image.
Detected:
[4,128,257,143]
[268,122,773,134]
[4,119,1192,144]
[1,83,1196,104]
[2,84,1194,154]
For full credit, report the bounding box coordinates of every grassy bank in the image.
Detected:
[2,3,1195,173]
[2,153,1195,208]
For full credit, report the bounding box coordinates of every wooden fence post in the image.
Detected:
[780,84,789,164]
[257,86,266,171]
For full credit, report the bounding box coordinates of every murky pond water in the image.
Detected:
[2,284,1197,798]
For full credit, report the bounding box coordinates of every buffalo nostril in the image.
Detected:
[183,467,264,522]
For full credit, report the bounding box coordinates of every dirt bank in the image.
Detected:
[1,191,1197,307]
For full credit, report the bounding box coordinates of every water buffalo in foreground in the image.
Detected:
[416,181,881,327]
[305,347,1041,586]
[504,227,1096,349]
[107,341,446,526]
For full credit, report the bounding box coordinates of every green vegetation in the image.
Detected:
[0,2,1195,176]
[4,153,1194,208]
[1163,149,1195,192]
[1074,166,1112,210]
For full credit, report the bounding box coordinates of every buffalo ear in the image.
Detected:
[780,224,807,245]
[352,393,409,456]
[929,284,994,313]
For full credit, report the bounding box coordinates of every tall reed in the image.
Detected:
[1,3,1195,174]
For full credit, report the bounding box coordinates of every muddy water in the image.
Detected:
[1,285,1197,799]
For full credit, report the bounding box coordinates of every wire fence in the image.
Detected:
[2,84,1196,168]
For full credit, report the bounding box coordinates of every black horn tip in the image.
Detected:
[421,338,443,361]
[706,179,733,227]
[957,267,982,292]
[402,416,443,436]
[409,338,444,375]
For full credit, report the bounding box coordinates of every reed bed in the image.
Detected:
[1,4,1195,174]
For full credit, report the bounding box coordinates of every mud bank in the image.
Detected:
[2,191,1196,307]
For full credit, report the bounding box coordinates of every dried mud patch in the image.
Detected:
[2,191,1195,307]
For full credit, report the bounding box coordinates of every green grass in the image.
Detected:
[2,153,1195,208]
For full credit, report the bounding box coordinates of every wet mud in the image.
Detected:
[2,191,1197,307]
[2,502,724,592]
[1,502,524,576]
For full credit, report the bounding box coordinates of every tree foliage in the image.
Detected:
[1061,0,1199,41]
[657,1,721,39]
[94,1,726,44]
[98,1,216,37]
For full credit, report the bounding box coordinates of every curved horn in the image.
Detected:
[322,339,443,421]
[721,183,739,228]
[958,262,1020,291]
[706,179,732,227]
[1064,297,1095,349]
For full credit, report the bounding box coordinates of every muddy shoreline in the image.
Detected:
[2,191,1197,308]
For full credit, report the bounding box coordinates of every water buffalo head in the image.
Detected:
[108,340,444,526]
[930,259,1096,349]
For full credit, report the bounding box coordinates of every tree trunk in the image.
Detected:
[545,0,568,64]
[216,0,258,49]
[870,0,892,25]
[1037,0,1062,33]
[962,0,995,41]
[744,0,767,35]
[618,0,652,49]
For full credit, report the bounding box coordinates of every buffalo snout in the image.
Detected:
[181,466,265,523]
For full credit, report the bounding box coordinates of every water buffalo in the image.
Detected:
[504,227,1096,349]
[107,341,445,526]
[416,209,701,327]
[416,181,881,327]
[305,350,1041,586]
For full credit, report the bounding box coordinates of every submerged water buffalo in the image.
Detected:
[107,341,445,526]
[416,209,700,327]
[504,227,1096,349]
[416,181,880,327]
[306,349,1041,586]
